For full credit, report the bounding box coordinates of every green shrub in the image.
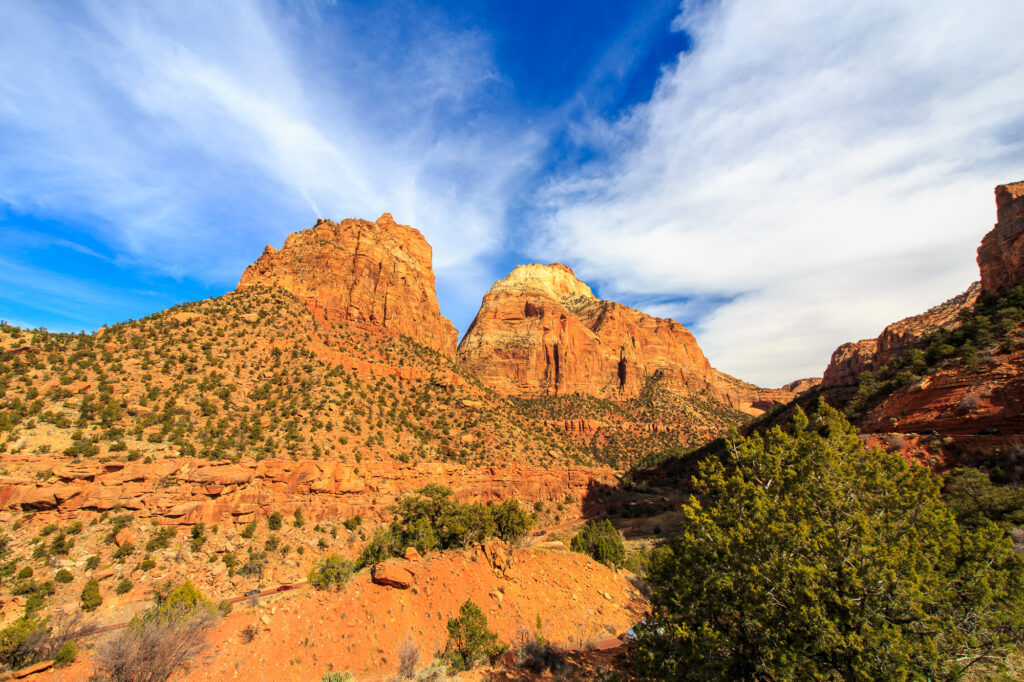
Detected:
[321,673,354,682]
[189,523,206,552]
[442,599,504,672]
[85,555,100,570]
[293,508,304,528]
[267,512,282,531]
[357,486,532,567]
[0,616,47,669]
[17,566,32,580]
[145,526,177,552]
[55,569,73,584]
[80,578,102,612]
[141,579,217,624]
[240,520,257,539]
[570,519,624,566]
[116,578,133,595]
[307,555,354,591]
[53,640,77,668]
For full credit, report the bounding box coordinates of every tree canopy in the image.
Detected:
[358,485,532,567]
[636,400,1024,680]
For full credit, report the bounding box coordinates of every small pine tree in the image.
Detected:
[53,640,78,668]
[240,520,257,539]
[442,599,504,672]
[307,555,354,591]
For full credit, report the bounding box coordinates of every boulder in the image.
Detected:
[371,562,414,589]
[403,546,422,561]
[114,528,135,548]
[481,538,514,576]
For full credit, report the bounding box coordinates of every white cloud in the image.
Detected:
[541,0,1024,386]
[0,0,539,285]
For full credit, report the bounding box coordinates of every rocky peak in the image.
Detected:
[978,180,1024,296]
[458,263,768,409]
[237,214,458,357]
[492,263,596,305]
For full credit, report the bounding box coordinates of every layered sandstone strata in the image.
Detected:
[238,213,457,357]
[0,456,616,525]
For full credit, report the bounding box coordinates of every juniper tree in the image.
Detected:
[636,400,1024,680]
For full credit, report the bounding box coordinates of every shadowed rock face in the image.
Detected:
[457,263,761,404]
[979,181,1024,296]
[237,213,458,357]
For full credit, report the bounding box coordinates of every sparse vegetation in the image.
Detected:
[93,580,218,682]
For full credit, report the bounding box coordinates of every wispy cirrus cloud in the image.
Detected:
[0,0,539,315]
[539,0,1024,385]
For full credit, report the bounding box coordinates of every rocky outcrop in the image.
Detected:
[821,283,980,387]
[0,456,616,526]
[237,213,457,357]
[458,264,743,402]
[372,562,414,589]
[979,181,1024,296]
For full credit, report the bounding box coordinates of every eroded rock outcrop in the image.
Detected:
[979,181,1024,296]
[238,213,457,357]
[0,456,616,526]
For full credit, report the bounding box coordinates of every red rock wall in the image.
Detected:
[821,283,980,388]
[979,181,1024,296]
[0,457,617,525]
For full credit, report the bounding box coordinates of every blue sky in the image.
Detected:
[1,0,1023,386]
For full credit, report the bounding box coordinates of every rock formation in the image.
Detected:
[0,455,615,525]
[978,181,1024,296]
[237,213,457,357]
[822,181,1024,388]
[821,283,981,387]
[458,263,729,400]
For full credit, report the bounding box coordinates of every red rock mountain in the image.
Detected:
[822,180,1024,388]
[237,213,458,357]
[456,263,788,412]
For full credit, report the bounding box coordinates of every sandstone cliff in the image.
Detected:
[456,263,791,414]
[821,283,981,387]
[978,181,1024,296]
[237,213,457,357]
